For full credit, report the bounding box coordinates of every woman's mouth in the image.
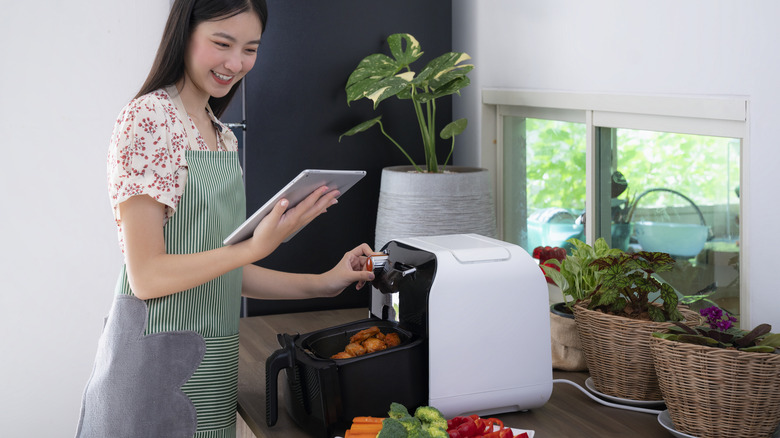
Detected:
[212,71,234,85]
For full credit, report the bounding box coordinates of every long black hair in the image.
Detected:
[135,0,268,118]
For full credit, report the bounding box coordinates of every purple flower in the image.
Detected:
[700,306,737,332]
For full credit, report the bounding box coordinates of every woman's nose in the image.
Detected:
[224,52,242,73]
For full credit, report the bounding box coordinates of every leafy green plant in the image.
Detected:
[588,251,684,322]
[339,33,473,173]
[541,237,622,311]
[654,306,780,353]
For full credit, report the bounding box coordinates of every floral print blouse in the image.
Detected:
[107,88,239,252]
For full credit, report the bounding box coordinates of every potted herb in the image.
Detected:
[539,237,621,371]
[651,306,780,438]
[541,237,622,313]
[572,250,702,401]
[587,251,683,322]
[338,33,495,250]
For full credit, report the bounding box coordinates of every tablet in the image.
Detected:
[223,169,367,245]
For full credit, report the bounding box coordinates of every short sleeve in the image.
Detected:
[107,93,186,222]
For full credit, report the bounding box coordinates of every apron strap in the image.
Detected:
[166,85,200,144]
[165,85,222,150]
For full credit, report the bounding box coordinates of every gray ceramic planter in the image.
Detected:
[374,166,497,250]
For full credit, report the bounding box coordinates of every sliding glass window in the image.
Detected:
[492,93,745,320]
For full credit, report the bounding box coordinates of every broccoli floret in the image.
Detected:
[422,427,448,438]
[382,403,447,438]
[414,406,448,432]
[389,402,412,420]
[407,429,433,438]
[377,418,407,438]
[398,416,422,433]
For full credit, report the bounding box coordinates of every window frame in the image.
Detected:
[482,89,749,322]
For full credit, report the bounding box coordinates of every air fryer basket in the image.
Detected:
[302,318,414,360]
[266,318,427,437]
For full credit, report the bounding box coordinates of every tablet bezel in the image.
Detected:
[223,169,367,245]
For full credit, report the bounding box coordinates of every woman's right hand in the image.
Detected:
[246,186,340,260]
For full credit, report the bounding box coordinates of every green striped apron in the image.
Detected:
[77,89,245,438]
[115,148,245,437]
[119,88,244,436]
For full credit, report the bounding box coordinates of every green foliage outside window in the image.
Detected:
[526,119,586,212]
[524,118,740,216]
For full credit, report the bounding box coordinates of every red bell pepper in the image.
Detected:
[447,416,470,430]
[456,417,479,437]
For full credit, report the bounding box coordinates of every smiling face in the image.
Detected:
[181,11,263,103]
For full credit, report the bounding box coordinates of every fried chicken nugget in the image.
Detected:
[384,332,401,348]
[344,342,367,357]
[362,337,388,354]
[349,326,380,344]
[331,351,353,359]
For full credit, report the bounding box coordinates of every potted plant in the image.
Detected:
[539,237,621,371]
[339,33,495,250]
[340,33,472,173]
[572,250,701,401]
[541,237,622,313]
[651,306,780,438]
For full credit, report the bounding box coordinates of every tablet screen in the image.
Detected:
[223,169,366,245]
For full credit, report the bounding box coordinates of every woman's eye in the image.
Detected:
[214,41,230,48]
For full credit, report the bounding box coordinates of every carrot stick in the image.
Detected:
[352,416,385,424]
[349,423,383,433]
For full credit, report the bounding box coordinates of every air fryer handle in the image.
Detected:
[265,346,293,427]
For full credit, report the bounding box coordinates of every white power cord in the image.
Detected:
[553,379,664,415]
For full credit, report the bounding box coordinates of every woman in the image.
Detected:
[76,1,375,436]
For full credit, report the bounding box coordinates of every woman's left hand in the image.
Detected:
[322,243,376,295]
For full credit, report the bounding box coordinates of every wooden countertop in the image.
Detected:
[238,308,671,437]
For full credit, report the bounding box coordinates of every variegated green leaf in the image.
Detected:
[387,33,423,67]
[345,54,399,90]
[428,77,470,101]
[418,52,473,87]
[648,305,666,322]
[667,306,684,322]
[611,298,627,313]
[356,77,411,109]
[413,91,435,104]
[659,283,679,310]
[440,119,467,139]
[339,116,382,141]
[592,238,610,256]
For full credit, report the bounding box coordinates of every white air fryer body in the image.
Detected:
[373,234,553,418]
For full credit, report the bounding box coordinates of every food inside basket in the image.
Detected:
[331,326,402,359]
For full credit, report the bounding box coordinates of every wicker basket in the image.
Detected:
[650,335,780,438]
[572,301,701,401]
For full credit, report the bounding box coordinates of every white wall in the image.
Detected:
[0,2,168,435]
[452,0,779,329]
